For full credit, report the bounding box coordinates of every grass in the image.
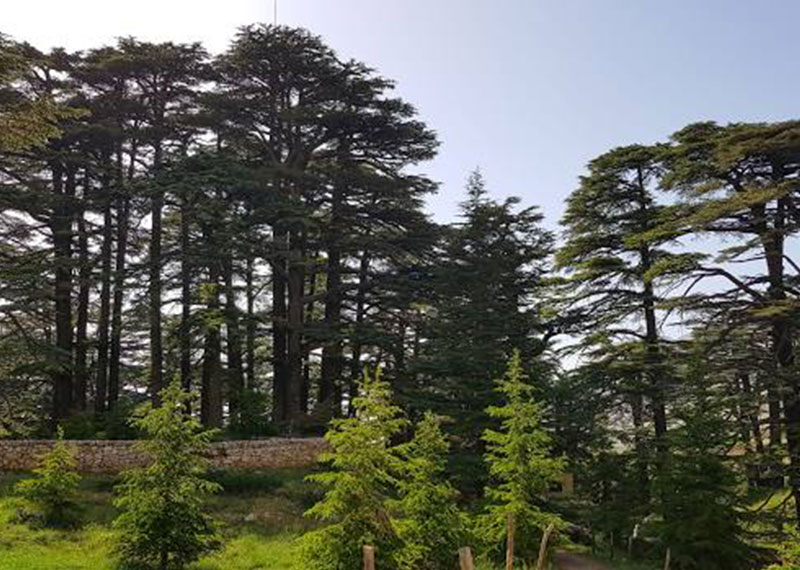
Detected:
[0,470,314,570]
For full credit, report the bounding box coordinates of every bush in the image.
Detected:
[226,388,275,439]
[113,381,222,570]
[15,426,82,527]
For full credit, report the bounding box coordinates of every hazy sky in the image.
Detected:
[5,1,800,227]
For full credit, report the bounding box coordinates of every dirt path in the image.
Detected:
[552,551,612,570]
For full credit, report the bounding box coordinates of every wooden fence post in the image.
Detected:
[535,524,556,570]
[506,513,515,570]
[459,546,475,570]
[363,545,375,570]
[663,547,671,570]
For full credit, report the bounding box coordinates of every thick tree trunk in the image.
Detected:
[348,251,371,414]
[95,169,113,415]
[271,227,289,423]
[108,146,130,410]
[629,391,650,502]
[286,229,305,422]
[224,254,244,422]
[245,255,256,391]
[739,373,765,454]
[320,187,343,412]
[180,196,193,395]
[148,175,164,403]
[301,264,317,414]
[74,174,91,412]
[201,247,223,428]
[51,161,74,421]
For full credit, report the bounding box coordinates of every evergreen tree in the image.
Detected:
[662,121,800,523]
[557,144,692,487]
[113,381,222,570]
[0,34,75,152]
[300,368,407,570]
[478,351,564,562]
[394,412,467,570]
[15,426,81,527]
[415,171,553,453]
[652,354,751,570]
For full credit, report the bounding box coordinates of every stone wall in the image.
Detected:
[0,438,328,473]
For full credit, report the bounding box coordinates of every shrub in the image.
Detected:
[14,425,82,527]
[394,412,468,570]
[113,381,222,570]
[300,368,407,570]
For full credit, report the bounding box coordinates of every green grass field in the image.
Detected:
[0,470,667,570]
[0,470,310,570]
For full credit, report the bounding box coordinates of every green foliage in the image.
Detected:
[226,388,275,439]
[394,412,468,570]
[14,426,82,528]
[767,527,800,570]
[478,351,564,561]
[652,360,751,570]
[113,381,222,570]
[300,368,407,570]
[413,170,554,490]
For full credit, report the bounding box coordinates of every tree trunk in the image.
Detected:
[754,193,799,523]
[148,177,164,403]
[629,391,649,502]
[180,195,193,396]
[95,167,113,415]
[286,228,305,422]
[224,254,244,422]
[73,173,91,413]
[245,255,256,391]
[201,244,223,428]
[108,145,130,410]
[51,161,74,421]
[320,186,343,413]
[301,264,317,414]
[271,227,289,423]
[349,250,371,414]
[739,373,765,454]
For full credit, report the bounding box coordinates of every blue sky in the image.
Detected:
[6,0,800,227]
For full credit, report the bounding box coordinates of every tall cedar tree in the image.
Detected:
[557,144,696,500]
[661,121,800,523]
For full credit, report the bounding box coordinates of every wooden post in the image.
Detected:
[363,545,375,570]
[459,546,475,570]
[663,547,671,570]
[535,524,555,570]
[506,513,515,570]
